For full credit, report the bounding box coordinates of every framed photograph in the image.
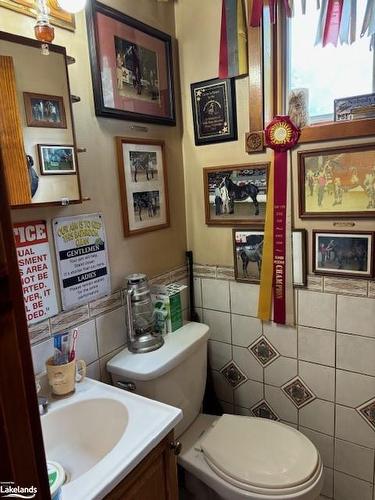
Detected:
[38,145,76,175]
[23,92,67,128]
[233,229,307,285]
[298,143,375,219]
[191,78,237,146]
[334,93,375,122]
[313,231,374,279]
[204,163,269,226]
[86,1,175,126]
[116,137,170,236]
[0,1,75,31]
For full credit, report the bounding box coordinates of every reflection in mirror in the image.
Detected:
[0,32,82,207]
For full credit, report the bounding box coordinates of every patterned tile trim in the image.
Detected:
[249,336,280,367]
[28,320,50,344]
[323,277,368,297]
[251,400,279,421]
[170,265,188,282]
[356,398,375,431]
[216,266,235,281]
[193,264,217,278]
[221,361,247,388]
[50,305,90,334]
[149,272,172,286]
[89,291,122,317]
[282,376,316,408]
[368,281,375,299]
[306,275,323,292]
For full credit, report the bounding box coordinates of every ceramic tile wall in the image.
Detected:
[30,266,189,384]
[194,264,375,500]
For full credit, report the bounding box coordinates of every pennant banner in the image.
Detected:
[219,0,248,79]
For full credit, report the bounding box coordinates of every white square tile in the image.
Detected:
[203,309,231,343]
[299,361,335,402]
[263,322,297,358]
[74,320,98,365]
[298,326,335,367]
[234,379,263,409]
[230,282,259,317]
[31,337,53,375]
[336,370,375,408]
[208,340,231,370]
[264,357,297,387]
[321,467,333,498]
[264,385,298,424]
[193,277,202,308]
[336,404,375,448]
[231,314,262,347]
[337,333,375,376]
[86,360,100,381]
[299,427,334,468]
[233,346,263,382]
[299,399,334,436]
[211,370,233,404]
[334,439,374,482]
[334,471,373,500]
[95,307,126,357]
[337,296,375,338]
[298,290,336,331]
[202,279,230,312]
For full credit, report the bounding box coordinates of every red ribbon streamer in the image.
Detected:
[323,0,344,47]
[219,0,229,78]
[250,0,264,27]
[273,150,287,325]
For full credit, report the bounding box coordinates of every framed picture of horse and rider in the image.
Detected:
[298,143,375,218]
[203,163,269,226]
[116,137,170,237]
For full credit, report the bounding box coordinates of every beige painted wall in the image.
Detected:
[1,1,187,299]
[175,0,375,271]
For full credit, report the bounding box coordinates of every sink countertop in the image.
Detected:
[42,378,183,500]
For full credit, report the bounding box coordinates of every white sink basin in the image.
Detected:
[42,398,128,482]
[41,378,182,500]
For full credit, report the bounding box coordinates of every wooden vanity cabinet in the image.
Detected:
[105,431,179,500]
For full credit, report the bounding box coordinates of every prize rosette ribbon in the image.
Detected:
[258,116,300,325]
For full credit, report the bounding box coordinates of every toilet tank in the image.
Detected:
[107,322,210,437]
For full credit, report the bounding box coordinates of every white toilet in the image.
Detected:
[107,322,323,500]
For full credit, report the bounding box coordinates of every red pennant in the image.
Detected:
[323,0,344,47]
[250,0,264,27]
[219,0,229,78]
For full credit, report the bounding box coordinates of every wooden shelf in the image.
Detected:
[300,118,375,144]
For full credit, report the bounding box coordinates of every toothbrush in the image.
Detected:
[68,329,78,362]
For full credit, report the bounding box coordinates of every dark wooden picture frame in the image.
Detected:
[23,92,67,128]
[233,228,307,285]
[298,143,375,219]
[86,1,176,126]
[116,137,170,237]
[37,144,77,175]
[204,163,269,226]
[191,78,237,146]
[312,230,374,279]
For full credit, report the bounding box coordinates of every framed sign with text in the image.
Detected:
[191,78,237,146]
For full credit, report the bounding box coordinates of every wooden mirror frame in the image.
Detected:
[246,3,375,151]
[0,31,83,208]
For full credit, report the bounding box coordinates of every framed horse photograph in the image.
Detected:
[298,143,375,219]
[204,163,269,226]
[312,231,374,279]
[233,228,308,286]
[116,137,170,236]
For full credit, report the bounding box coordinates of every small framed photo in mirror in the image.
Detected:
[38,145,76,175]
[23,92,67,128]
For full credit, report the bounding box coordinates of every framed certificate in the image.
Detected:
[191,78,237,146]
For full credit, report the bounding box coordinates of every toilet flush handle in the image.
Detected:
[169,440,182,456]
[117,381,136,392]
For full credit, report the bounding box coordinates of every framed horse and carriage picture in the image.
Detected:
[232,228,307,287]
[298,143,375,219]
[203,163,269,226]
[116,137,170,237]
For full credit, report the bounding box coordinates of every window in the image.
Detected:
[286,0,375,123]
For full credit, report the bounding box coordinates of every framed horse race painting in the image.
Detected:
[298,143,375,219]
[204,163,269,226]
[312,231,374,279]
[116,137,170,237]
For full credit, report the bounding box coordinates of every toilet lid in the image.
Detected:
[200,415,319,491]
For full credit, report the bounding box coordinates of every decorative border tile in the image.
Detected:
[249,335,280,367]
[282,376,316,409]
[307,275,323,292]
[216,266,235,281]
[149,272,172,286]
[221,361,247,388]
[251,399,279,421]
[193,264,217,278]
[170,265,188,282]
[50,305,89,334]
[356,398,375,431]
[324,277,368,297]
[89,291,122,317]
[368,281,375,299]
[29,320,50,344]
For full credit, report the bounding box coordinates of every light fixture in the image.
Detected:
[57,0,87,14]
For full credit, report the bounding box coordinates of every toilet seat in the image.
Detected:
[200,414,320,495]
[179,413,323,500]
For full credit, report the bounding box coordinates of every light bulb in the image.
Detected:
[57,0,86,14]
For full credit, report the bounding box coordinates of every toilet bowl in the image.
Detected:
[107,322,323,500]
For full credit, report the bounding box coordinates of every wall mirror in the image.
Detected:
[0,31,82,207]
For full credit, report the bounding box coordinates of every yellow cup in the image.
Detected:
[46,357,86,397]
